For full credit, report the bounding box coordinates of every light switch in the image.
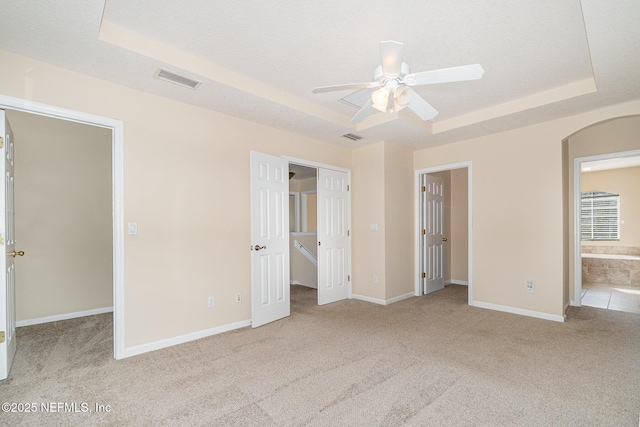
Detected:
[371,223,378,232]
[128,222,138,235]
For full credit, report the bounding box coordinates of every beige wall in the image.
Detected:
[4,48,640,348]
[352,142,386,300]
[8,110,112,321]
[416,105,640,319]
[383,143,413,299]
[351,142,413,301]
[0,50,352,348]
[564,116,640,304]
[450,168,468,282]
[581,166,640,248]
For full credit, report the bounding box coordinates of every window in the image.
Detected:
[581,192,620,241]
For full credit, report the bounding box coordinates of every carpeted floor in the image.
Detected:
[1,284,639,426]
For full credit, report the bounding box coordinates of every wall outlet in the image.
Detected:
[373,275,379,284]
[208,296,215,308]
[527,281,534,293]
[235,293,242,303]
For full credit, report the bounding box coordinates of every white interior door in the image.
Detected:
[250,151,290,328]
[317,168,350,305]
[0,110,17,380]
[422,174,445,294]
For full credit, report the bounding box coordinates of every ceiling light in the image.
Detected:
[371,87,390,112]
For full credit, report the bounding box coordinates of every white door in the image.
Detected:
[0,110,17,380]
[421,174,445,294]
[250,151,290,328]
[317,168,350,305]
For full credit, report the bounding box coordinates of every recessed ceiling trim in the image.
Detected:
[99,19,352,128]
[154,67,202,89]
[432,78,598,134]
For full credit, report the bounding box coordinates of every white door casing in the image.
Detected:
[0,110,17,380]
[250,151,290,328]
[422,174,445,294]
[317,168,350,305]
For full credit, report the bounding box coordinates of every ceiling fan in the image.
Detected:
[312,41,484,124]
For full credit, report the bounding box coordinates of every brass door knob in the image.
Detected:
[442,237,448,242]
[254,245,266,251]
[9,250,25,257]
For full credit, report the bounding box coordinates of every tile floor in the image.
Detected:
[581,282,640,313]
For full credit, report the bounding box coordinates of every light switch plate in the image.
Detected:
[128,222,138,235]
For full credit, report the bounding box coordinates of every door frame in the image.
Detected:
[414,162,473,304]
[572,148,640,306]
[283,156,352,300]
[0,94,125,360]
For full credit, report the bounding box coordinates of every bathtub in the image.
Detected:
[582,252,640,286]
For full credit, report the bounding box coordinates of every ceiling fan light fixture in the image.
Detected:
[394,86,411,112]
[371,87,390,112]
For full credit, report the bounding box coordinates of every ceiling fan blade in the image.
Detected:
[312,82,375,93]
[380,40,404,78]
[407,91,439,121]
[405,64,484,86]
[349,100,377,124]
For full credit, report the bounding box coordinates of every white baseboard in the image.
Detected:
[470,300,565,323]
[352,292,414,306]
[446,280,468,286]
[124,319,251,358]
[16,306,113,327]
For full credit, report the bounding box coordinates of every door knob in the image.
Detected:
[442,237,448,242]
[9,250,25,257]
[254,245,266,251]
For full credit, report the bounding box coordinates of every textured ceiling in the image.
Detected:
[0,0,639,150]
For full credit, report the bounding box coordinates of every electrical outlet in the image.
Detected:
[208,296,215,308]
[527,281,534,293]
[235,293,242,303]
[373,275,379,284]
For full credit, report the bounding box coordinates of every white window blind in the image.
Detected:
[581,192,620,241]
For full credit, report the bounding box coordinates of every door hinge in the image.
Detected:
[348,275,351,281]
[422,229,426,235]
[347,185,350,191]
[421,185,426,192]
[0,233,4,246]
[0,331,4,343]
[347,230,350,237]
[0,137,3,149]
[422,272,426,279]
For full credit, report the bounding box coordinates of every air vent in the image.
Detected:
[342,133,363,141]
[153,68,202,89]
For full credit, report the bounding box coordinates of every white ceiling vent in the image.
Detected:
[341,133,363,141]
[154,68,202,89]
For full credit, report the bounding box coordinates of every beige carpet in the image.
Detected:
[1,284,639,426]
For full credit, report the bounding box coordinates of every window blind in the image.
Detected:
[581,192,620,241]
